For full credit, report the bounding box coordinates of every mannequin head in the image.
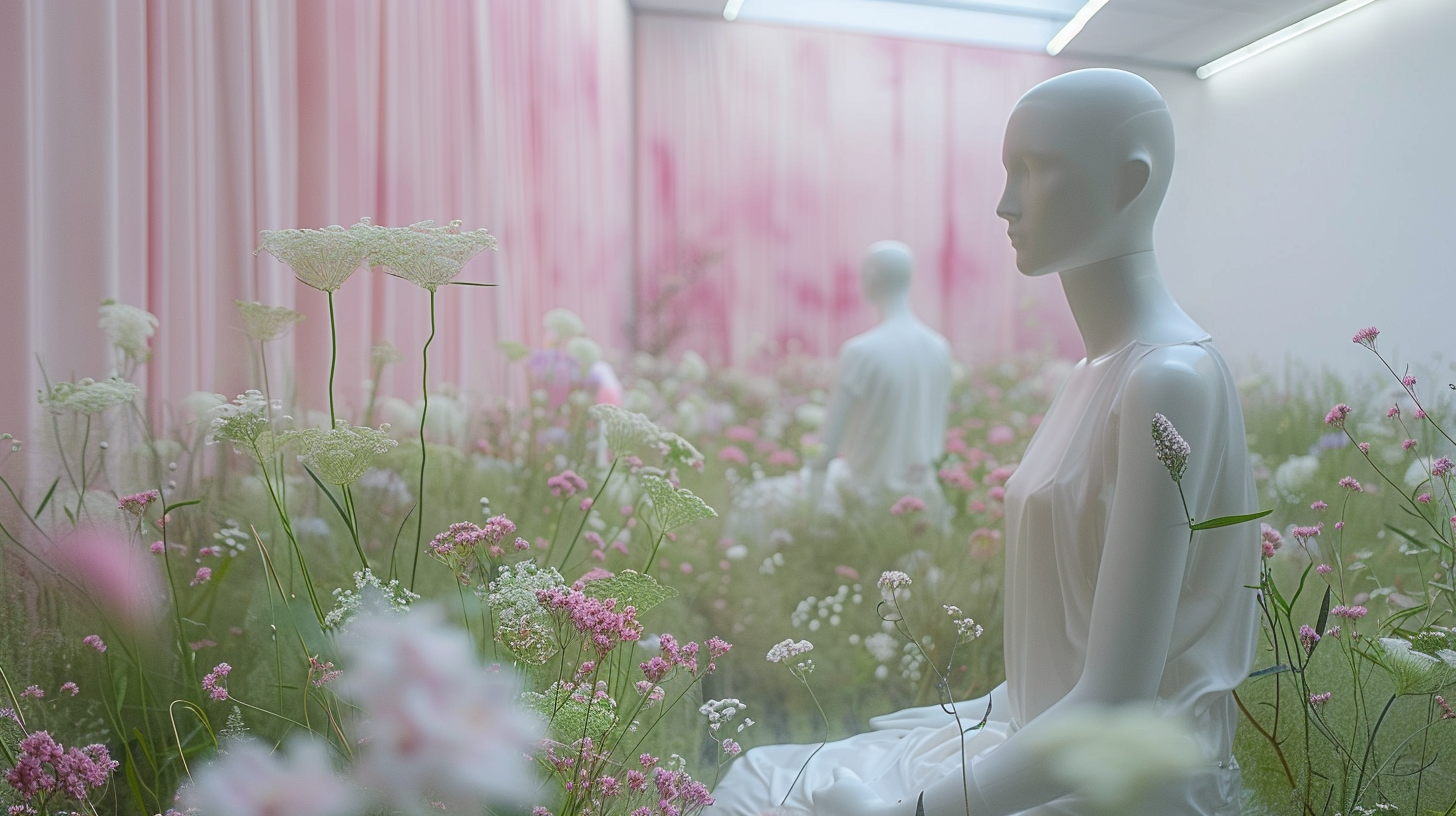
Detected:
[861,240,914,307]
[997,69,1174,277]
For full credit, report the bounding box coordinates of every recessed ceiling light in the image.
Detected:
[1197,0,1381,79]
[1046,0,1110,55]
[723,0,746,21]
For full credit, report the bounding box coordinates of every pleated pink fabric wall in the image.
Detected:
[634,15,1081,369]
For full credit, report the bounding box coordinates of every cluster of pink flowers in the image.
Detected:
[308,655,342,688]
[1437,695,1455,720]
[81,635,106,653]
[429,515,527,581]
[1324,403,1351,428]
[638,634,730,685]
[1330,605,1368,620]
[937,466,976,491]
[890,495,926,516]
[117,489,160,516]
[1309,691,1333,708]
[1351,326,1379,349]
[1260,524,1283,559]
[201,663,231,701]
[1291,524,1323,545]
[548,469,589,498]
[3,730,118,809]
[1299,624,1320,654]
[538,753,714,816]
[191,566,213,586]
[1433,457,1454,478]
[1338,476,1363,492]
[536,583,642,657]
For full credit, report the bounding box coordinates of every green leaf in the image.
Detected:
[1248,664,1292,679]
[1190,508,1272,531]
[33,477,59,517]
[301,465,354,536]
[641,474,717,533]
[448,280,498,287]
[582,569,678,615]
[1307,586,1332,659]
[162,498,202,516]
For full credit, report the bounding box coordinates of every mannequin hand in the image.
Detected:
[811,769,915,816]
[868,702,957,732]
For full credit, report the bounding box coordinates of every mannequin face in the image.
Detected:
[996,103,1118,277]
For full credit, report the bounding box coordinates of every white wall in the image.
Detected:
[1137,0,1455,381]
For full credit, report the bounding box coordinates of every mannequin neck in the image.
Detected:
[874,292,914,323]
[1058,250,1204,360]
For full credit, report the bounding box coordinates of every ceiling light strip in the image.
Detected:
[1046,0,1110,55]
[1196,0,1380,79]
[723,0,746,21]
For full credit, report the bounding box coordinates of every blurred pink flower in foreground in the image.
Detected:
[182,737,360,816]
[44,527,161,630]
[338,604,543,811]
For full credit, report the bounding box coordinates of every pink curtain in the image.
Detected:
[1,0,635,443]
[634,15,1081,368]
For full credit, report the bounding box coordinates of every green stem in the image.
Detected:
[411,289,437,590]
[1352,693,1398,808]
[642,527,668,575]
[253,442,326,628]
[780,676,831,807]
[327,290,339,427]
[556,459,618,571]
[341,484,368,571]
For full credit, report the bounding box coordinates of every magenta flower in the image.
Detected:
[1387,404,1401,419]
[1316,564,1332,576]
[1292,524,1323,544]
[1331,605,1368,620]
[1433,457,1453,478]
[117,489,160,516]
[60,682,79,696]
[82,635,106,653]
[717,446,749,466]
[1351,326,1379,349]
[1309,691,1332,708]
[1338,476,1362,492]
[4,731,118,805]
[191,566,213,586]
[1310,500,1327,511]
[1299,625,1321,654]
[890,495,927,516]
[1324,404,1351,428]
[547,469,588,498]
[1403,439,1418,451]
[202,663,232,701]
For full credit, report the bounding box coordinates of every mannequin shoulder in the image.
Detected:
[1120,345,1226,418]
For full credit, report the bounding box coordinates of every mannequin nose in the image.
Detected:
[996,189,1018,222]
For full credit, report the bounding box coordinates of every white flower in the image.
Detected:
[289,421,398,485]
[565,335,603,366]
[877,570,912,604]
[544,307,586,339]
[1274,455,1321,499]
[256,219,377,293]
[338,604,543,812]
[39,377,140,415]
[182,737,362,816]
[1150,414,1190,483]
[1021,704,1205,814]
[98,300,159,364]
[1376,637,1456,696]
[236,300,305,342]
[864,632,898,663]
[794,403,826,430]
[766,638,814,663]
[368,220,497,293]
[676,350,709,382]
[325,569,419,631]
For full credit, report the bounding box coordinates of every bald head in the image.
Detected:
[862,240,914,304]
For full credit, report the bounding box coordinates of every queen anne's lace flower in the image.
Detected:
[288,421,398,485]
[39,377,140,415]
[235,300,305,342]
[98,300,159,364]
[641,474,717,534]
[256,219,377,293]
[765,638,814,663]
[1151,413,1191,482]
[544,308,586,339]
[205,390,281,460]
[486,561,567,664]
[371,342,401,366]
[588,404,705,469]
[1376,636,1456,696]
[325,569,420,631]
[367,220,497,292]
[566,335,603,366]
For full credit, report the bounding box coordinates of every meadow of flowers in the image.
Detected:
[1,225,1453,816]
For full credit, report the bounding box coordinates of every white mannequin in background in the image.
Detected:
[808,241,951,513]
[711,69,1259,816]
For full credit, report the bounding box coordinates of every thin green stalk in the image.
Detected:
[410,289,437,590]
[341,484,368,570]
[642,528,668,575]
[556,458,618,570]
[327,290,339,427]
[1352,693,1398,809]
[252,442,326,628]
[779,676,831,807]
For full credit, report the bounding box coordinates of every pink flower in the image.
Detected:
[721,738,742,756]
[20,685,43,699]
[1291,523,1323,543]
[1310,501,1327,511]
[834,565,860,580]
[1309,691,1332,708]
[987,425,1015,446]
[768,449,798,467]
[1351,326,1379,349]
[1433,457,1453,478]
[1403,374,1418,390]
[1437,696,1455,720]
[1403,439,1418,451]
[579,567,614,582]
[202,663,231,701]
[1387,404,1401,419]
[149,540,165,554]
[308,656,342,688]
[82,635,106,653]
[191,566,213,586]
[1357,442,1370,454]
[717,446,748,466]
[4,731,118,804]
[725,425,757,442]
[1324,403,1351,428]
[1418,493,1433,503]
[197,546,221,558]
[890,495,926,516]
[1262,540,1276,559]
[1338,476,1362,492]
[61,682,79,696]
[117,489,160,516]
[579,498,594,511]
[547,469,588,498]
[1330,605,1367,620]
[986,465,1016,484]
[1260,524,1283,553]
[988,486,1006,502]
[1299,625,1320,653]
[45,528,162,630]
[1316,564,1332,576]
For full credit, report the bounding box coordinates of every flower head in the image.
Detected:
[1324,403,1352,428]
[367,220,497,293]
[1376,637,1456,696]
[39,377,139,415]
[288,421,398,485]
[118,490,160,516]
[544,308,586,339]
[1351,326,1379,349]
[99,300,159,365]
[235,300,305,342]
[766,639,814,664]
[183,737,360,816]
[1150,414,1190,482]
[202,663,232,701]
[890,495,926,516]
[256,219,377,293]
[82,635,106,653]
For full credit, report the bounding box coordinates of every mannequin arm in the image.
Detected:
[809,375,856,508]
[816,352,1216,816]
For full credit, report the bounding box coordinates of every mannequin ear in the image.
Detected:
[1117,155,1151,210]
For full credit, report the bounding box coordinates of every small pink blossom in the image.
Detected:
[1291,523,1323,543]
[1324,403,1351,428]
[1330,605,1367,620]
[1387,404,1401,419]
[60,682,79,696]
[1433,457,1453,478]
[191,566,213,586]
[202,663,231,701]
[547,469,588,498]
[82,635,106,653]
[20,685,42,699]
[1310,501,1327,511]
[1437,696,1455,720]
[149,540,165,554]
[1357,442,1370,454]
[1309,691,1332,708]
[1335,521,1345,530]
[1351,326,1379,348]
[1403,375,1418,390]
[579,498,594,511]
[717,446,748,466]
[1316,564,1332,576]
[197,546,221,558]
[721,738,742,756]
[1338,476,1362,492]
[890,495,926,516]
[834,565,860,580]
[987,425,1015,446]
[768,449,798,467]
[1325,626,1341,639]
[1418,493,1433,503]
[1403,439,1418,451]
[118,489,160,516]
[725,425,756,442]
[1299,625,1320,653]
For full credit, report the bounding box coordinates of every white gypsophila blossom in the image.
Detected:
[676,350,709,383]
[794,402,826,430]
[368,220,497,292]
[325,569,420,631]
[1376,637,1456,696]
[791,585,856,630]
[98,300,159,364]
[39,377,140,415]
[256,219,377,293]
[1020,704,1204,814]
[877,570,912,605]
[1274,455,1322,499]
[543,307,586,339]
[766,638,814,664]
[485,561,566,664]
[565,335,603,366]
[1150,413,1191,483]
[699,698,754,735]
[337,604,543,811]
[235,300,305,343]
[863,632,898,663]
[181,737,361,816]
[288,421,398,486]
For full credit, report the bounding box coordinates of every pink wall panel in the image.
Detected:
[634,16,1081,368]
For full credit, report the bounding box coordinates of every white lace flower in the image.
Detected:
[588,403,705,469]
[288,421,398,486]
[98,300,159,364]
[235,300,305,342]
[370,342,401,366]
[544,308,586,339]
[368,220,497,292]
[325,568,420,631]
[565,336,602,366]
[338,604,543,810]
[1377,637,1456,696]
[676,350,709,383]
[39,377,140,415]
[182,737,361,816]
[766,638,814,663]
[256,219,377,293]
[206,390,277,456]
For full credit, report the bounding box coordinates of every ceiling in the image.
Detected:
[628,0,1351,72]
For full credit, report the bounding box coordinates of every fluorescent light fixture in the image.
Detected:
[723,0,746,20]
[731,0,1067,52]
[1045,0,1109,55]
[1197,0,1380,79]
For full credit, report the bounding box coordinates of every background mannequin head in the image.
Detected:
[997,69,1174,277]
[861,240,914,308]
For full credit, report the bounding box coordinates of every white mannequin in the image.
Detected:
[711,69,1259,816]
[808,241,951,512]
